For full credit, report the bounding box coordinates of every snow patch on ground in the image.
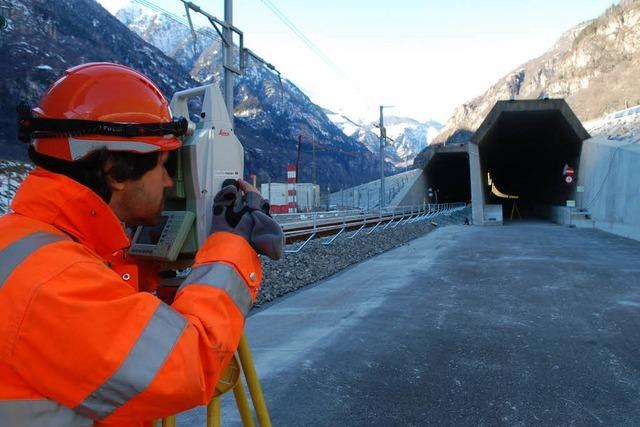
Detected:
[585,106,640,145]
[236,108,262,118]
[0,161,32,215]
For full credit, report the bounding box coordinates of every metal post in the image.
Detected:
[223,0,234,122]
[379,106,385,209]
[294,182,298,213]
[314,185,318,210]
[312,135,316,187]
[295,134,302,184]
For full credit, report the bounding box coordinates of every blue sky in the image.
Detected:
[98,0,617,123]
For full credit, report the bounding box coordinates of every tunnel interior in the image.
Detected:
[426,152,471,203]
[478,110,583,217]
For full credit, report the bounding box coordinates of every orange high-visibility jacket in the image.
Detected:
[0,168,262,426]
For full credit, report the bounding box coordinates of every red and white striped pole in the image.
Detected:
[287,164,297,213]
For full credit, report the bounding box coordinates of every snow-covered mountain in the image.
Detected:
[326,110,442,168]
[1,0,392,191]
[116,3,213,71]
[432,0,640,146]
[112,1,393,188]
[117,5,185,55]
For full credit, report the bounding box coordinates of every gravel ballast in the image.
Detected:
[254,207,471,307]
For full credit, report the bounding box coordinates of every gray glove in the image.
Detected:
[212,184,284,260]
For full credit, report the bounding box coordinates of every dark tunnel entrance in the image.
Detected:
[472,100,590,221]
[426,151,471,203]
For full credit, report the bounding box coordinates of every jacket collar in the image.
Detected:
[11,167,130,257]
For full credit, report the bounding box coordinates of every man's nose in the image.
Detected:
[164,170,174,188]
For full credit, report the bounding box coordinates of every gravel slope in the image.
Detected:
[255,207,471,307]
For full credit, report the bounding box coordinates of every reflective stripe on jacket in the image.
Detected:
[0,168,262,426]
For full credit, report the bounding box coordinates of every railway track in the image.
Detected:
[274,203,467,252]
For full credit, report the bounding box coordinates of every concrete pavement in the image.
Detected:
[181,221,640,426]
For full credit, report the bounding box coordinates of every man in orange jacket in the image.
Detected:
[0,62,283,426]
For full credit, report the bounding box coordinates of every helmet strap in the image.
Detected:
[17,102,189,143]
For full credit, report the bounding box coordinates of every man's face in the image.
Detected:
[114,151,174,227]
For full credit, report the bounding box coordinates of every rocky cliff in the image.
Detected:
[433,0,640,146]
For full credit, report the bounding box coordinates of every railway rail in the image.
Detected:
[274,203,467,253]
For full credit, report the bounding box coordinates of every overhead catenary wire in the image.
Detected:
[127,0,376,160]
[298,141,376,158]
[130,0,283,82]
[253,0,376,115]
[129,1,368,147]
[256,0,347,79]
[131,0,220,44]
[134,0,379,124]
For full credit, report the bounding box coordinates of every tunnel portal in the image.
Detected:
[470,100,590,223]
[426,151,471,203]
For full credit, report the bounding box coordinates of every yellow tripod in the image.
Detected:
[158,335,271,427]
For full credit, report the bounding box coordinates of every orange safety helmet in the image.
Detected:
[17,62,187,161]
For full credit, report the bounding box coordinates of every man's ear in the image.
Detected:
[106,174,126,191]
[104,161,126,192]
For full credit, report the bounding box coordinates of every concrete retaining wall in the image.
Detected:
[536,205,595,229]
[395,169,428,207]
[577,136,640,241]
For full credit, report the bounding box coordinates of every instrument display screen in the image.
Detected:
[136,215,169,245]
[129,211,195,261]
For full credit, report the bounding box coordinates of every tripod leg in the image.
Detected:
[162,416,176,427]
[206,397,221,427]
[233,381,256,426]
[238,335,272,427]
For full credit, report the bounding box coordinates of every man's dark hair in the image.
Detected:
[28,146,161,203]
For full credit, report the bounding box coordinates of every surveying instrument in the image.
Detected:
[129,84,271,426]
